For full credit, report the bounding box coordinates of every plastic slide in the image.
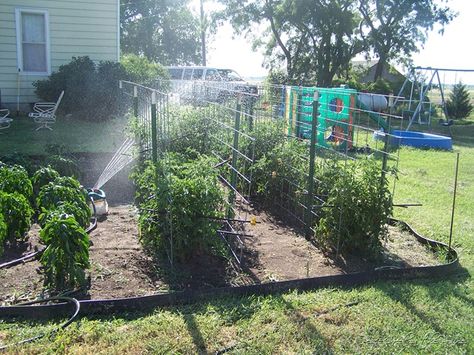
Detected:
[356,97,389,132]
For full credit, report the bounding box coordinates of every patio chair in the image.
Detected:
[29,90,64,131]
[0,109,13,132]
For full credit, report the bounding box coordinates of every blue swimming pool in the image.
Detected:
[374,130,452,150]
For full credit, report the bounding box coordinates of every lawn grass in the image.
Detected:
[0,115,128,155]
[1,119,473,353]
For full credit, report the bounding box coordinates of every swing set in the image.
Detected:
[395,66,474,131]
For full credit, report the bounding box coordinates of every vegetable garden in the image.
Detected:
[0,80,459,327]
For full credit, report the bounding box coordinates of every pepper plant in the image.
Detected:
[40,214,90,291]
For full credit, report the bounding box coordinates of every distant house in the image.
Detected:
[351,60,406,84]
[0,0,119,111]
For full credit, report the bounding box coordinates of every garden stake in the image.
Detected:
[305,90,319,240]
[448,152,460,251]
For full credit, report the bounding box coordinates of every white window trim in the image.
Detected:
[15,8,51,76]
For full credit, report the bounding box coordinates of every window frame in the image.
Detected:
[15,8,51,76]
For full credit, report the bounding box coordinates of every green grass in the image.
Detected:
[1,120,473,353]
[0,115,128,155]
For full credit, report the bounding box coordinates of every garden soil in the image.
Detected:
[0,204,440,304]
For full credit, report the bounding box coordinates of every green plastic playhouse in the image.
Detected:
[284,86,357,150]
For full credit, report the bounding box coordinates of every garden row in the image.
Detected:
[131,106,393,263]
[0,161,91,292]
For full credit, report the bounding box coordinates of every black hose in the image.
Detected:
[0,296,80,351]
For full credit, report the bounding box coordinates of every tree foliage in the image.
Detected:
[216,0,455,86]
[217,0,363,86]
[446,82,474,119]
[121,0,202,65]
[359,0,455,80]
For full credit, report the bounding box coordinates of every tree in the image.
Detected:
[121,0,202,65]
[216,0,363,86]
[358,0,455,81]
[446,82,473,119]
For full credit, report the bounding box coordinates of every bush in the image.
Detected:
[0,191,33,243]
[315,159,393,258]
[34,55,169,120]
[31,166,60,198]
[446,82,473,119]
[121,53,169,87]
[0,164,33,201]
[40,214,90,291]
[0,213,7,256]
[134,154,225,261]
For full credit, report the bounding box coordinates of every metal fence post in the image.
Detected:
[305,90,319,240]
[380,117,391,190]
[151,91,158,164]
[228,100,241,219]
[133,85,138,118]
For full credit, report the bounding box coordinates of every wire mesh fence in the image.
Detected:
[121,78,405,263]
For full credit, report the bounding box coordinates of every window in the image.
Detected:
[192,69,203,80]
[205,69,220,81]
[168,68,183,79]
[15,9,50,75]
[183,68,193,80]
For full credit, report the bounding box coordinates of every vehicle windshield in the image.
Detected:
[217,69,244,82]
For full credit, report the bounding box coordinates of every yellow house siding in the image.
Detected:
[0,0,119,110]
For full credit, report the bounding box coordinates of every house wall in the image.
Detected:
[0,0,119,112]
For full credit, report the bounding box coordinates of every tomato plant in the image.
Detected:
[315,159,393,259]
[40,214,90,291]
[134,154,225,261]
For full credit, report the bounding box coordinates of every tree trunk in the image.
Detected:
[374,58,385,81]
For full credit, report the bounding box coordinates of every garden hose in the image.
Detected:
[0,296,80,351]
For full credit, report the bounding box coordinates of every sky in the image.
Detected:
[190,0,474,84]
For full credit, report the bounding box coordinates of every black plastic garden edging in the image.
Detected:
[0,218,460,319]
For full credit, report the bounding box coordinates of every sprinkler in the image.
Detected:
[87,188,109,216]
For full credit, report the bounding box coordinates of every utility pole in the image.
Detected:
[200,0,206,66]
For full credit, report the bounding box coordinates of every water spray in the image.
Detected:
[87,138,136,216]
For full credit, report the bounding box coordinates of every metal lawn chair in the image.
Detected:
[29,90,64,131]
[0,109,13,132]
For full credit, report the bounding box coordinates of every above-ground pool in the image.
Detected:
[374,129,452,150]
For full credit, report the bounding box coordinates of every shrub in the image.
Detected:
[40,214,90,291]
[0,191,33,243]
[446,82,473,119]
[0,164,33,201]
[34,55,169,120]
[121,53,169,87]
[315,159,393,258]
[0,213,7,256]
[31,166,60,198]
[134,154,225,261]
